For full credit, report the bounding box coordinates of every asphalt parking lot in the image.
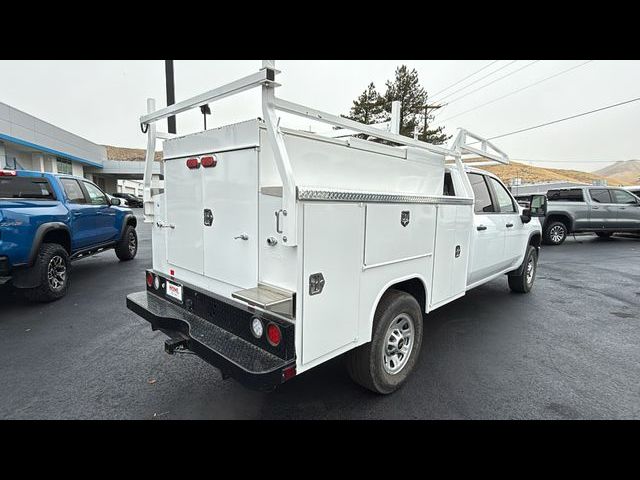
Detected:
[1,216,639,420]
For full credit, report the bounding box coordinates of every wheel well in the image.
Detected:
[42,229,71,254]
[126,216,137,228]
[545,214,571,231]
[529,232,541,248]
[387,278,426,313]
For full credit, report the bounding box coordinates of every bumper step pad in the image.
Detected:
[127,291,294,390]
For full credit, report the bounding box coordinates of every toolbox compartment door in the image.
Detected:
[165,157,204,275]
[202,148,258,289]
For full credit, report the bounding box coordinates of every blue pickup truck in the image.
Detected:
[0,169,138,302]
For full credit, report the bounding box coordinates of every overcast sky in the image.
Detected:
[1,60,638,172]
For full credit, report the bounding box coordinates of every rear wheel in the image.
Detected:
[543,221,567,245]
[24,243,70,302]
[596,232,613,238]
[508,245,538,293]
[115,224,138,261]
[346,289,423,394]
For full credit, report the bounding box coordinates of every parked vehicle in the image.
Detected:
[0,170,138,301]
[107,193,129,207]
[543,186,640,245]
[127,62,546,394]
[111,192,143,208]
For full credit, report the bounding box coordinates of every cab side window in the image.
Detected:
[611,189,638,204]
[82,181,108,206]
[60,178,86,204]
[469,173,495,214]
[488,177,516,213]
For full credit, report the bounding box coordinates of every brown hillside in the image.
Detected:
[594,159,640,185]
[481,161,629,186]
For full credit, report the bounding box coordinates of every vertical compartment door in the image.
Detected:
[165,158,204,274]
[202,148,259,289]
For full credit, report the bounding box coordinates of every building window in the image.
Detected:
[56,158,73,175]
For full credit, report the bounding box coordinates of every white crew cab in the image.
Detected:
[127,62,547,393]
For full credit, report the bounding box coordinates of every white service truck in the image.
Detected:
[127,62,547,394]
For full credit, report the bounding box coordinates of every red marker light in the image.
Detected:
[0,170,17,176]
[266,323,281,346]
[201,156,217,168]
[186,158,200,169]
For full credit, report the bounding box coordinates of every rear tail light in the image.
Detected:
[146,272,154,287]
[201,156,217,168]
[0,170,17,176]
[266,323,281,346]
[282,366,296,382]
[186,158,200,169]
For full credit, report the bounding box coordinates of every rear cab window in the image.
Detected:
[589,189,612,203]
[468,173,495,214]
[0,176,56,200]
[547,188,584,202]
[60,178,86,204]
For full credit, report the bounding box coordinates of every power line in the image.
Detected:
[487,95,640,141]
[511,158,630,163]
[434,60,594,125]
[439,60,541,108]
[430,61,517,102]
[430,60,500,98]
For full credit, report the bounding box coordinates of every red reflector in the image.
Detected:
[146,272,154,287]
[266,323,281,346]
[201,156,217,168]
[282,366,296,382]
[170,269,175,276]
[186,158,200,169]
[0,170,17,176]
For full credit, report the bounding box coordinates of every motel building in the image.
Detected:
[0,101,162,197]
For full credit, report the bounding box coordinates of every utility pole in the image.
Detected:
[421,100,442,140]
[165,60,176,134]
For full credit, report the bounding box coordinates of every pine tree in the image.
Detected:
[345,83,385,125]
[342,65,451,145]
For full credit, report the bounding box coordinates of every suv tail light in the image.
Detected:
[0,170,17,176]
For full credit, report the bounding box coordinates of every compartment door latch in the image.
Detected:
[204,209,214,226]
[309,273,325,296]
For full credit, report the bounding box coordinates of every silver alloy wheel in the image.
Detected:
[550,225,565,243]
[382,313,415,375]
[526,256,535,286]
[128,231,137,255]
[47,255,66,291]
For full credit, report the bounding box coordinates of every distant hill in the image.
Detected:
[477,161,629,186]
[594,159,640,185]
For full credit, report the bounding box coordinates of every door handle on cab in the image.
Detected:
[506,223,514,228]
[477,225,487,231]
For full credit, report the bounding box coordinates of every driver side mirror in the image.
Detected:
[110,197,121,206]
[520,194,547,223]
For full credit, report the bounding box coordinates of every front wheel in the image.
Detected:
[346,289,423,394]
[508,245,538,293]
[543,221,567,245]
[115,225,138,261]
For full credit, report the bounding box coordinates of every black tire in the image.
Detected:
[596,232,613,238]
[508,245,538,293]
[543,221,567,245]
[24,243,70,303]
[115,224,138,261]
[346,289,423,394]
